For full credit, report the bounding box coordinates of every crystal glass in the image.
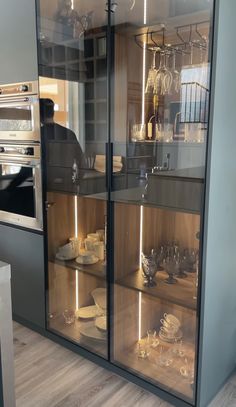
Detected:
[141,252,158,287]
[147,329,159,348]
[137,339,150,359]
[180,358,195,385]
[62,309,75,325]
[131,124,146,141]
[157,346,173,367]
[163,255,180,284]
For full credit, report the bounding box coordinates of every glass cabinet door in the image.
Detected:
[110,0,214,403]
[37,0,108,358]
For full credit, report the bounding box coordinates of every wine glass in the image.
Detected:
[145,49,158,94]
[163,255,179,284]
[141,252,158,287]
[172,51,181,93]
[154,52,173,96]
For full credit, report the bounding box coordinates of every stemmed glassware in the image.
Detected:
[145,49,158,94]
[141,251,158,287]
[172,51,181,93]
[163,255,180,284]
[154,51,173,95]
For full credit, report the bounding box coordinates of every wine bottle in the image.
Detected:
[147,95,160,140]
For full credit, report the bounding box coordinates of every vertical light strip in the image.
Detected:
[141,43,147,126]
[74,196,79,310]
[74,195,78,238]
[71,0,74,9]
[138,292,142,341]
[138,205,144,340]
[144,0,147,25]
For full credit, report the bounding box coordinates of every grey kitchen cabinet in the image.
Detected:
[0,224,45,329]
[0,0,38,84]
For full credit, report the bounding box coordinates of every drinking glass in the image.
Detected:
[157,346,173,367]
[172,51,181,93]
[62,309,75,325]
[145,50,158,94]
[180,358,195,384]
[137,339,150,359]
[154,52,173,96]
[147,329,159,348]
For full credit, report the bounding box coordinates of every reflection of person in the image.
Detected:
[40,98,85,187]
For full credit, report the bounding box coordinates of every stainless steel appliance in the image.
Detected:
[0,143,43,230]
[0,81,40,143]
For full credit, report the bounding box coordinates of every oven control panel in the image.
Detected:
[0,81,38,97]
[0,144,40,159]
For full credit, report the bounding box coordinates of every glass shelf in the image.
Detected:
[53,258,106,281]
[116,269,197,311]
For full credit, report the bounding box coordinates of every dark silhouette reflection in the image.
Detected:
[40,98,85,192]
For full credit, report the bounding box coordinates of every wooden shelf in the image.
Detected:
[49,315,107,359]
[114,336,195,404]
[116,269,197,311]
[53,258,106,280]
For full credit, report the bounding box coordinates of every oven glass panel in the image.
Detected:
[0,164,35,217]
[0,105,32,131]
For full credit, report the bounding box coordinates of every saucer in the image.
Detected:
[76,255,99,265]
[56,252,77,261]
[159,329,183,343]
[75,305,98,319]
[95,316,107,332]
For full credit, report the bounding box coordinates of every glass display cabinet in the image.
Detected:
[36,1,236,406]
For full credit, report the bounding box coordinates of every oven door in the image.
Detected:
[0,158,43,231]
[0,95,40,142]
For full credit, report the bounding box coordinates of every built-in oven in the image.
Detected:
[0,81,40,143]
[0,143,43,231]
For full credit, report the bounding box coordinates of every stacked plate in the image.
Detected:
[159,313,182,343]
[75,288,107,342]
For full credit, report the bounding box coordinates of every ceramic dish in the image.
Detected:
[76,255,99,265]
[80,324,107,342]
[95,316,107,332]
[55,252,76,261]
[159,329,183,343]
[91,288,107,311]
[75,305,98,320]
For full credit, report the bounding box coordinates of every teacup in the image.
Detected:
[69,237,81,254]
[93,241,105,260]
[85,237,97,251]
[96,229,105,241]
[160,319,179,335]
[87,233,100,242]
[164,313,180,329]
[160,326,176,338]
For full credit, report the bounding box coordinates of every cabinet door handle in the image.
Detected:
[45,201,55,210]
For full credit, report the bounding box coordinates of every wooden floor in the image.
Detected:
[14,322,236,407]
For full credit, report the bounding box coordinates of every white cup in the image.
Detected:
[87,233,100,241]
[85,237,97,251]
[93,241,105,261]
[164,313,180,329]
[69,237,81,255]
[96,229,105,241]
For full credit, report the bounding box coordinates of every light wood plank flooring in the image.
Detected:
[13,322,236,407]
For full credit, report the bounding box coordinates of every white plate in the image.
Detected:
[75,305,98,320]
[56,252,76,261]
[91,288,107,311]
[76,255,99,265]
[80,324,106,342]
[95,316,107,332]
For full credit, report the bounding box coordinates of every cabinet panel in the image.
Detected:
[0,0,38,84]
[0,224,45,328]
[111,0,214,404]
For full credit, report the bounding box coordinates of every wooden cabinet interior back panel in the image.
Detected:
[47,192,75,258]
[114,202,140,279]
[47,193,106,258]
[114,284,196,356]
[142,207,200,253]
[78,273,106,309]
[77,197,106,240]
